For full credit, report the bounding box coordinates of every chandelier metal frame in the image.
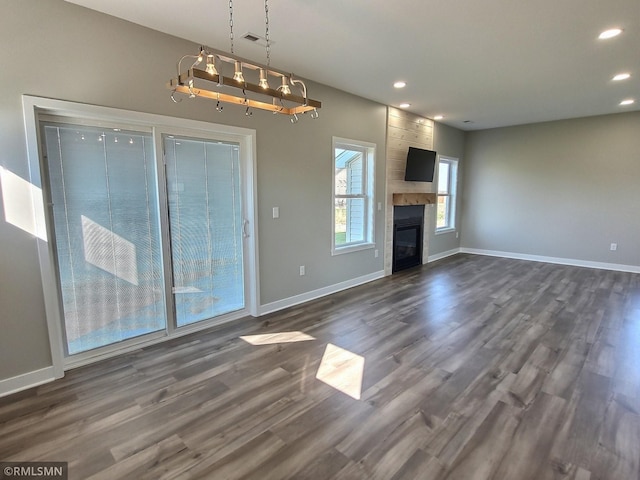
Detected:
[167,0,320,120]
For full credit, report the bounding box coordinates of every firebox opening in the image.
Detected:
[392,205,424,273]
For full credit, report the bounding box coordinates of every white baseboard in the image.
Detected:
[0,366,56,398]
[259,270,386,315]
[460,248,640,273]
[428,248,461,263]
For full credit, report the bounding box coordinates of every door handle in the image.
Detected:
[243,219,250,238]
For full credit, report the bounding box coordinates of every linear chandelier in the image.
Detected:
[167,0,320,122]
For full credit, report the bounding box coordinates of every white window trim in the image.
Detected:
[436,156,458,234]
[22,95,259,375]
[331,136,376,256]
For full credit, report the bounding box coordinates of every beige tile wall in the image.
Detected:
[385,107,434,275]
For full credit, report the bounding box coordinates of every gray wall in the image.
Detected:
[461,112,640,267]
[0,0,386,381]
[429,122,466,257]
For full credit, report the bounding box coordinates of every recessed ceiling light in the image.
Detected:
[399,103,411,108]
[612,73,631,81]
[393,81,407,89]
[434,115,444,120]
[620,99,635,106]
[599,28,622,39]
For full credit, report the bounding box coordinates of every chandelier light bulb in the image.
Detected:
[206,55,218,76]
[194,48,205,66]
[233,61,245,83]
[278,76,292,95]
[259,69,269,89]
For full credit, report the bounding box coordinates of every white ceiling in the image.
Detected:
[66,0,639,130]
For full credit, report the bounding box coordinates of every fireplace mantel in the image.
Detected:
[392,193,436,206]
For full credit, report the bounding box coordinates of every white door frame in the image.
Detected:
[22,95,260,375]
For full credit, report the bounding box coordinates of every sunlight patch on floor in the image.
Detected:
[240,331,316,345]
[316,343,365,400]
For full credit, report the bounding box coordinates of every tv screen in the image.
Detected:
[404,147,436,182]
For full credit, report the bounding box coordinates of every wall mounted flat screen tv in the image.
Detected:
[404,147,436,182]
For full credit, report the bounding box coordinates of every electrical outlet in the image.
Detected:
[299,265,305,276]
[610,243,617,251]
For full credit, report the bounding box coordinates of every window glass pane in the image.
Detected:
[335,198,347,245]
[346,154,363,195]
[335,148,363,195]
[437,195,450,229]
[335,197,366,245]
[438,162,450,194]
[45,124,166,355]
[345,197,365,243]
[165,136,244,326]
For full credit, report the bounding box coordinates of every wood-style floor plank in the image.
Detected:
[1,254,640,479]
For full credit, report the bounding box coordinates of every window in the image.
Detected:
[332,137,375,254]
[436,156,458,232]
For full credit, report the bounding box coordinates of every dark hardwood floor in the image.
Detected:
[1,254,640,479]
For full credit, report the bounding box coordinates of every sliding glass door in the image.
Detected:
[164,136,245,326]
[44,124,165,355]
[41,120,250,359]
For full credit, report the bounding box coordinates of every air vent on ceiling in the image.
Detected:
[242,32,274,47]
